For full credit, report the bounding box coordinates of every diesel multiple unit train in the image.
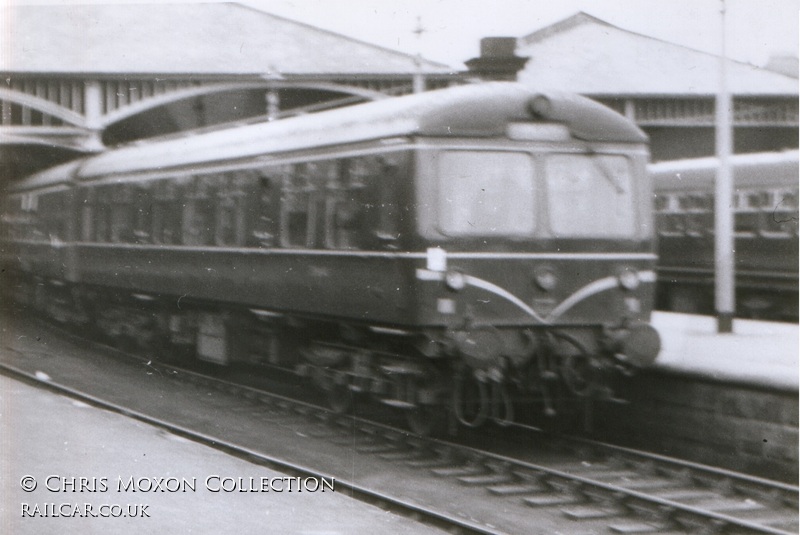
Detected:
[652,151,798,321]
[1,82,662,433]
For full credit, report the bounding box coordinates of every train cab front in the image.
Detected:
[411,245,662,428]
[409,92,661,425]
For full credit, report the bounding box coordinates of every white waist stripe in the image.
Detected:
[416,269,657,323]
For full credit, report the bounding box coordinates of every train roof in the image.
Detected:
[16,82,646,187]
[650,150,799,191]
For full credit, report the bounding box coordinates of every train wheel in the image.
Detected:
[452,373,489,428]
[490,382,515,427]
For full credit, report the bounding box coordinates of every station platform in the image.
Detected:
[650,312,798,391]
[0,375,442,535]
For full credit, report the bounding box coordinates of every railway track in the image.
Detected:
[1,361,498,535]
[2,317,797,534]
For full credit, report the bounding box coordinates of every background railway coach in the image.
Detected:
[652,151,799,321]
[1,82,660,433]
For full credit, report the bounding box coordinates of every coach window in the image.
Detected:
[762,188,798,237]
[182,176,214,246]
[39,192,66,242]
[17,194,39,240]
[24,194,42,240]
[733,190,764,237]
[306,161,329,247]
[10,197,27,240]
[377,156,402,243]
[79,188,93,241]
[214,172,247,247]
[359,154,402,246]
[8,197,22,240]
[109,184,134,243]
[1,198,12,239]
[0,198,9,240]
[0,198,12,239]
[247,167,282,248]
[94,186,111,242]
[132,183,153,244]
[654,193,683,237]
[324,159,364,250]
[677,193,712,237]
[280,164,317,248]
[151,180,180,244]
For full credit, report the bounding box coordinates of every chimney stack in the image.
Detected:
[465,37,529,80]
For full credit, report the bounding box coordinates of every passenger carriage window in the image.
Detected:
[215,195,237,246]
[0,198,10,240]
[214,172,248,247]
[653,194,669,213]
[17,197,30,240]
[132,183,153,244]
[747,190,771,209]
[545,154,635,237]
[654,193,685,236]
[16,192,43,241]
[778,189,798,211]
[734,189,762,237]
[325,159,365,250]
[0,197,12,240]
[182,176,213,246]
[246,167,281,248]
[438,151,535,236]
[761,188,798,237]
[376,157,402,243]
[326,154,403,249]
[94,186,111,242]
[38,192,67,242]
[152,179,181,245]
[280,164,318,248]
[304,161,332,248]
[672,193,712,237]
[365,155,402,245]
[107,184,134,243]
[19,194,41,240]
[8,194,40,241]
[79,188,93,242]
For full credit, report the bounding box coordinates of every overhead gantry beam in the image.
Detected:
[0,77,392,155]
